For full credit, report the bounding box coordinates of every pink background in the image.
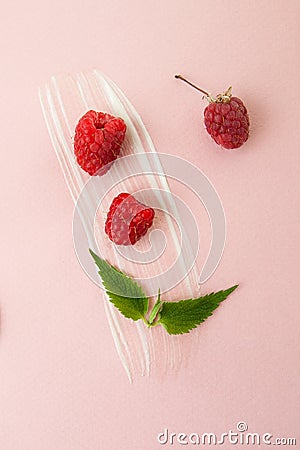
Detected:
[1,1,299,448]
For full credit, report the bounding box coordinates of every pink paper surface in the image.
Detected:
[0,1,299,449]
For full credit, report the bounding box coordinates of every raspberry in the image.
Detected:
[175,75,250,149]
[105,193,155,245]
[74,110,126,175]
[204,97,249,149]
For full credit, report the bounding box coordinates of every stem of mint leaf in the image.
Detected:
[89,250,238,335]
[148,289,163,325]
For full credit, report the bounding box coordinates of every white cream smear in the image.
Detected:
[39,69,225,382]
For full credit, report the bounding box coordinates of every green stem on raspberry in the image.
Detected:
[174,74,211,99]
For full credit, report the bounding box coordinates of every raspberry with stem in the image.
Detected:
[175,74,250,149]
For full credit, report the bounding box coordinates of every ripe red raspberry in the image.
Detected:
[105,193,155,245]
[175,75,250,149]
[204,96,249,149]
[74,110,126,175]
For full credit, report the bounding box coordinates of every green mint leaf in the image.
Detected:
[148,289,163,325]
[89,249,149,321]
[157,285,238,335]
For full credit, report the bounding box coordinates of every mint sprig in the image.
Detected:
[90,250,238,335]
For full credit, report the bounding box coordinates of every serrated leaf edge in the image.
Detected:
[157,285,239,335]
